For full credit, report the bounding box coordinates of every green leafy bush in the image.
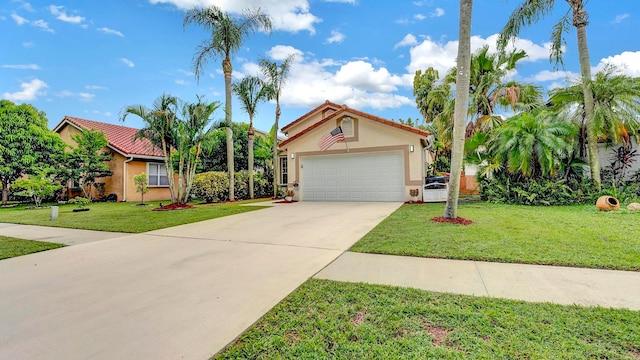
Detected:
[192,171,229,203]
[69,196,90,208]
[480,175,601,206]
[192,171,271,202]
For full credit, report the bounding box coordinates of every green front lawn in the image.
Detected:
[351,202,640,271]
[0,200,270,233]
[216,279,640,359]
[0,236,64,259]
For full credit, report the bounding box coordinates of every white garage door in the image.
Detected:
[301,151,405,201]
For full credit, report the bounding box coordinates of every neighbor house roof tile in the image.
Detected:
[58,116,163,158]
[280,100,342,133]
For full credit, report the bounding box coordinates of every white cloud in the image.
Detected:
[177,69,193,76]
[175,79,186,85]
[394,34,417,49]
[2,64,40,70]
[594,51,640,77]
[85,85,108,90]
[22,41,35,47]
[20,2,34,12]
[11,13,28,25]
[240,45,413,110]
[98,27,124,37]
[613,14,630,24]
[32,19,54,33]
[430,8,445,17]
[49,5,85,24]
[325,30,345,44]
[78,92,95,100]
[3,78,48,101]
[104,111,112,116]
[414,14,425,21]
[56,90,95,101]
[150,0,322,33]
[407,34,552,75]
[528,70,578,83]
[120,58,135,67]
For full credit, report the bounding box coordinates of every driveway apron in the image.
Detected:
[0,202,400,360]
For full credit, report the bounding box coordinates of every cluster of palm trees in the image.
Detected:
[184,6,295,201]
[432,0,640,218]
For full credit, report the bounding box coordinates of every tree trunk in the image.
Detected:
[576,24,600,188]
[1,180,8,205]
[223,57,235,200]
[248,126,255,199]
[444,0,473,219]
[272,102,281,198]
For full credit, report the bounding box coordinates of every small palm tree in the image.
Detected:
[491,111,577,179]
[498,0,601,187]
[121,94,179,203]
[550,64,640,157]
[184,6,272,201]
[232,76,273,199]
[259,54,296,198]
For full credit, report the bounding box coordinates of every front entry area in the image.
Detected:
[300,151,405,201]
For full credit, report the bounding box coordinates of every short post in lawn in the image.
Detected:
[50,206,59,221]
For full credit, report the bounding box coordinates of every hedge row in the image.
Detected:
[192,171,272,202]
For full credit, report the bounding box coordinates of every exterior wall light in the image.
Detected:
[410,145,414,153]
[290,153,295,159]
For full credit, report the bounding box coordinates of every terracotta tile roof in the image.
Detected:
[56,116,163,158]
[278,103,430,148]
[281,100,342,133]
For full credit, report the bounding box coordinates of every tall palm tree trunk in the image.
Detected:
[223,57,235,200]
[444,0,473,219]
[248,125,255,199]
[272,103,281,198]
[576,24,600,188]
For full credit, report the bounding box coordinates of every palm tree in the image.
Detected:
[179,97,220,203]
[550,64,640,157]
[491,110,577,179]
[121,94,179,203]
[443,0,473,219]
[498,0,601,187]
[259,54,296,198]
[184,6,272,201]
[232,76,273,199]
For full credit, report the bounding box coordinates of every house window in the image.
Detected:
[148,163,169,187]
[340,117,354,137]
[279,157,288,185]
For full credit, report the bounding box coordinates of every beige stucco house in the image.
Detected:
[278,101,430,202]
[53,116,172,202]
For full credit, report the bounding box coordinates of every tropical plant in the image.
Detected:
[121,94,219,205]
[443,0,472,219]
[259,54,296,198]
[549,64,640,157]
[133,173,149,205]
[184,5,272,201]
[498,0,601,187]
[233,76,273,198]
[490,110,577,179]
[64,129,113,201]
[0,100,65,205]
[12,167,62,207]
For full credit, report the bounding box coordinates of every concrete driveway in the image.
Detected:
[0,201,400,360]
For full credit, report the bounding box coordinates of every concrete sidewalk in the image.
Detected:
[0,223,128,245]
[315,252,640,310]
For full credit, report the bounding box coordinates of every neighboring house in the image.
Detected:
[278,100,430,202]
[53,116,171,202]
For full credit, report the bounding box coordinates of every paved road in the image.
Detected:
[0,202,402,360]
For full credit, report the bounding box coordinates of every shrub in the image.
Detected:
[192,171,272,202]
[192,171,229,203]
[479,175,601,206]
[69,196,91,208]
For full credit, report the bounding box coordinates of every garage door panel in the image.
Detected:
[301,152,405,202]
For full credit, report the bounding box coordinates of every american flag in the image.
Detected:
[318,126,345,151]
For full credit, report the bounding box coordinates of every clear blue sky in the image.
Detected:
[2,0,639,133]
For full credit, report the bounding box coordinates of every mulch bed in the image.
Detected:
[273,200,297,204]
[431,216,473,226]
[152,203,196,211]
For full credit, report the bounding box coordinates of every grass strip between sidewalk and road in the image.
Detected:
[0,236,64,260]
[0,199,270,233]
[350,202,640,271]
[215,279,640,359]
